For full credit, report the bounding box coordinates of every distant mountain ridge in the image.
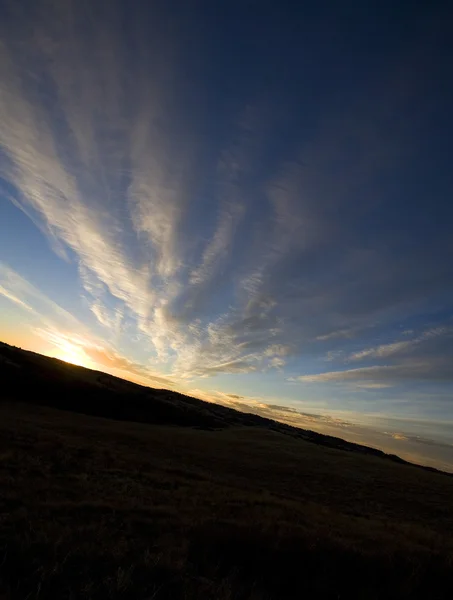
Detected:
[0,340,447,475]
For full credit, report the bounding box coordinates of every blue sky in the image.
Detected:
[1,0,453,470]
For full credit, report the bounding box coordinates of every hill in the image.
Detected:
[0,340,426,468]
[1,341,453,599]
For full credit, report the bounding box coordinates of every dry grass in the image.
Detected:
[1,401,453,599]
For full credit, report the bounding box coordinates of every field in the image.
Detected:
[1,343,453,599]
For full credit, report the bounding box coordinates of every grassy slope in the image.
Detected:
[0,342,430,467]
[1,342,453,598]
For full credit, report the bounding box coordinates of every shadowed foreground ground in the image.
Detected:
[1,401,453,599]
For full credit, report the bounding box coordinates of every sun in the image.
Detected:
[53,340,89,368]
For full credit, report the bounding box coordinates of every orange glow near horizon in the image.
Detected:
[49,339,91,368]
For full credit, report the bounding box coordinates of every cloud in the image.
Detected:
[347,327,450,362]
[264,344,293,357]
[193,359,259,377]
[0,284,34,312]
[392,433,409,441]
[189,202,244,287]
[90,301,118,331]
[192,389,357,434]
[349,341,415,361]
[0,262,174,387]
[292,359,453,386]
[269,357,286,369]
[187,388,453,471]
[325,350,344,362]
[353,382,393,390]
[296,327,453,387]
[0,262,82,331]
[38,328,175,388]
[0,2,283,379]
[404,435,453,450]
[0,0,452,388]
[316,329,357,341]
[265,404,298,413]
[385,430,453,452]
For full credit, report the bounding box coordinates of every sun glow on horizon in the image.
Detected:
[49,339,91,368]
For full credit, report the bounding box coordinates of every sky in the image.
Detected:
[1,0,453,471]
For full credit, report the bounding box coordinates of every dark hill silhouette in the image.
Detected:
[0,339,443,474]
[2,339,453,599]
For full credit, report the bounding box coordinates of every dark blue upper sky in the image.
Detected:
[1,0,453,468]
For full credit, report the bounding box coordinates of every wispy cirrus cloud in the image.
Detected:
[0,0,452,394]
[0,1,285,379]
[287,326,452,389]
[0,262,174,387]
[0,262,82,331]
[348,341,415,362]
[35,327,175,388]
[189,202,244,287]
[347,327,450,362]
[0,284,33,313]
[292,358,453,387]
